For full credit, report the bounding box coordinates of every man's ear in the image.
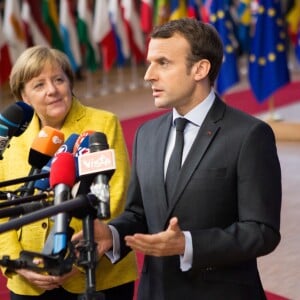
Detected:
[193,59,211,81]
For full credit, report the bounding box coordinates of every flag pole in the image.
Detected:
[266,96,282,122]
[114,67,125,93]
[84,70,94,99]
[129,57,139,90]
[100,70,110,96]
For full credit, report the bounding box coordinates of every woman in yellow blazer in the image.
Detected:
[0,45,138,300]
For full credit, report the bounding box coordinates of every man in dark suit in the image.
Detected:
[73,18,281,300]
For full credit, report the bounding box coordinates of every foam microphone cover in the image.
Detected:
[89,132,108,152]
[0,124,8,137]
[72,130,94,155]
[14,101,34,136]
[73,131,94,178]
[29,126,65,169]
[0,125,9,159]
[72,131,95,196]
[34,133,79,192]
[0,102,24,137]
[49,152,76,189]
[88,132,115,179]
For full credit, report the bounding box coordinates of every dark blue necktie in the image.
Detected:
[165,118,188,205]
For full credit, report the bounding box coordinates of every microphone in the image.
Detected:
[0,124,9,160]
[34,133,79,192]
[0,102,24,137]
[71,131,94,196]
[29,126,65,169]
[19,126,65,196]
[78,132,116,220]
[72,130,94,156]
[49,152,76,255]
[0,193,99,233]
[0,101,33,159]
[0,193,48,208]
[14,101,34,136]
[0,199,50,219]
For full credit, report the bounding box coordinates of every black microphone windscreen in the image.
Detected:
[14,101,34,137]
[89,132,108,152]
[0,103,24,137]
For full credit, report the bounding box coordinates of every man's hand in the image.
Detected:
[124,217,185,256]
[72,219,113,257]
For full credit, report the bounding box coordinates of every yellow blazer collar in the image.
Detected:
[28,97,87,137]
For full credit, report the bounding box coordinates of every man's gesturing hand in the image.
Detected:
[124,217,185,256]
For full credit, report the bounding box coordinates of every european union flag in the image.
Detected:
[249,0,290,103]
[210,0,239,95]
[296,27,300,63]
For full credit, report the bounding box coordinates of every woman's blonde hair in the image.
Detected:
[10,45,74,99]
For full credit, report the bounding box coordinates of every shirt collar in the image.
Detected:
[172,89,215,127]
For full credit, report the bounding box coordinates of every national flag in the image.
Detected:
[249,0,290,103]
[285,0,300,45]
[169,0,187,20]
[93,0,117,72]
[187,0,200,19]
[154,0,169,26]
[121,0,146,62]
[41,0,64,51]
[199,0,212,23]
[236,0,252,53]
[140,0,153,34]
[21,0,50,47]
[77,0,100,72]
[59,0,82,72]
[295,25,300,63]
[3,0,27,63]
[108,0,130,67]
[0,14,12,86]
[210,0,239,95]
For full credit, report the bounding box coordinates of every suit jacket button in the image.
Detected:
[41,222,47,229]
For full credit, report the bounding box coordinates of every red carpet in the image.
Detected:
[1,82,299,299]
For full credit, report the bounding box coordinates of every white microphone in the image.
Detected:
[77,132,116,219]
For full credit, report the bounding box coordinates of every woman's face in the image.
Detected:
[21,61,73,129]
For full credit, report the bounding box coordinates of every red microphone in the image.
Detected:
[49,152,76,255]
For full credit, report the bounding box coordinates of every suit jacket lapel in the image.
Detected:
[166,97,225,215]
[153,113,173,216]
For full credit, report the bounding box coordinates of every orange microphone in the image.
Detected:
[20,126,64,196]
[28,126,65,170]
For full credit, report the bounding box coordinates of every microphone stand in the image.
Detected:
[0,194,102,300]
[0,172,49,188]
[0,193,48,208]
[78,214,98,300]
